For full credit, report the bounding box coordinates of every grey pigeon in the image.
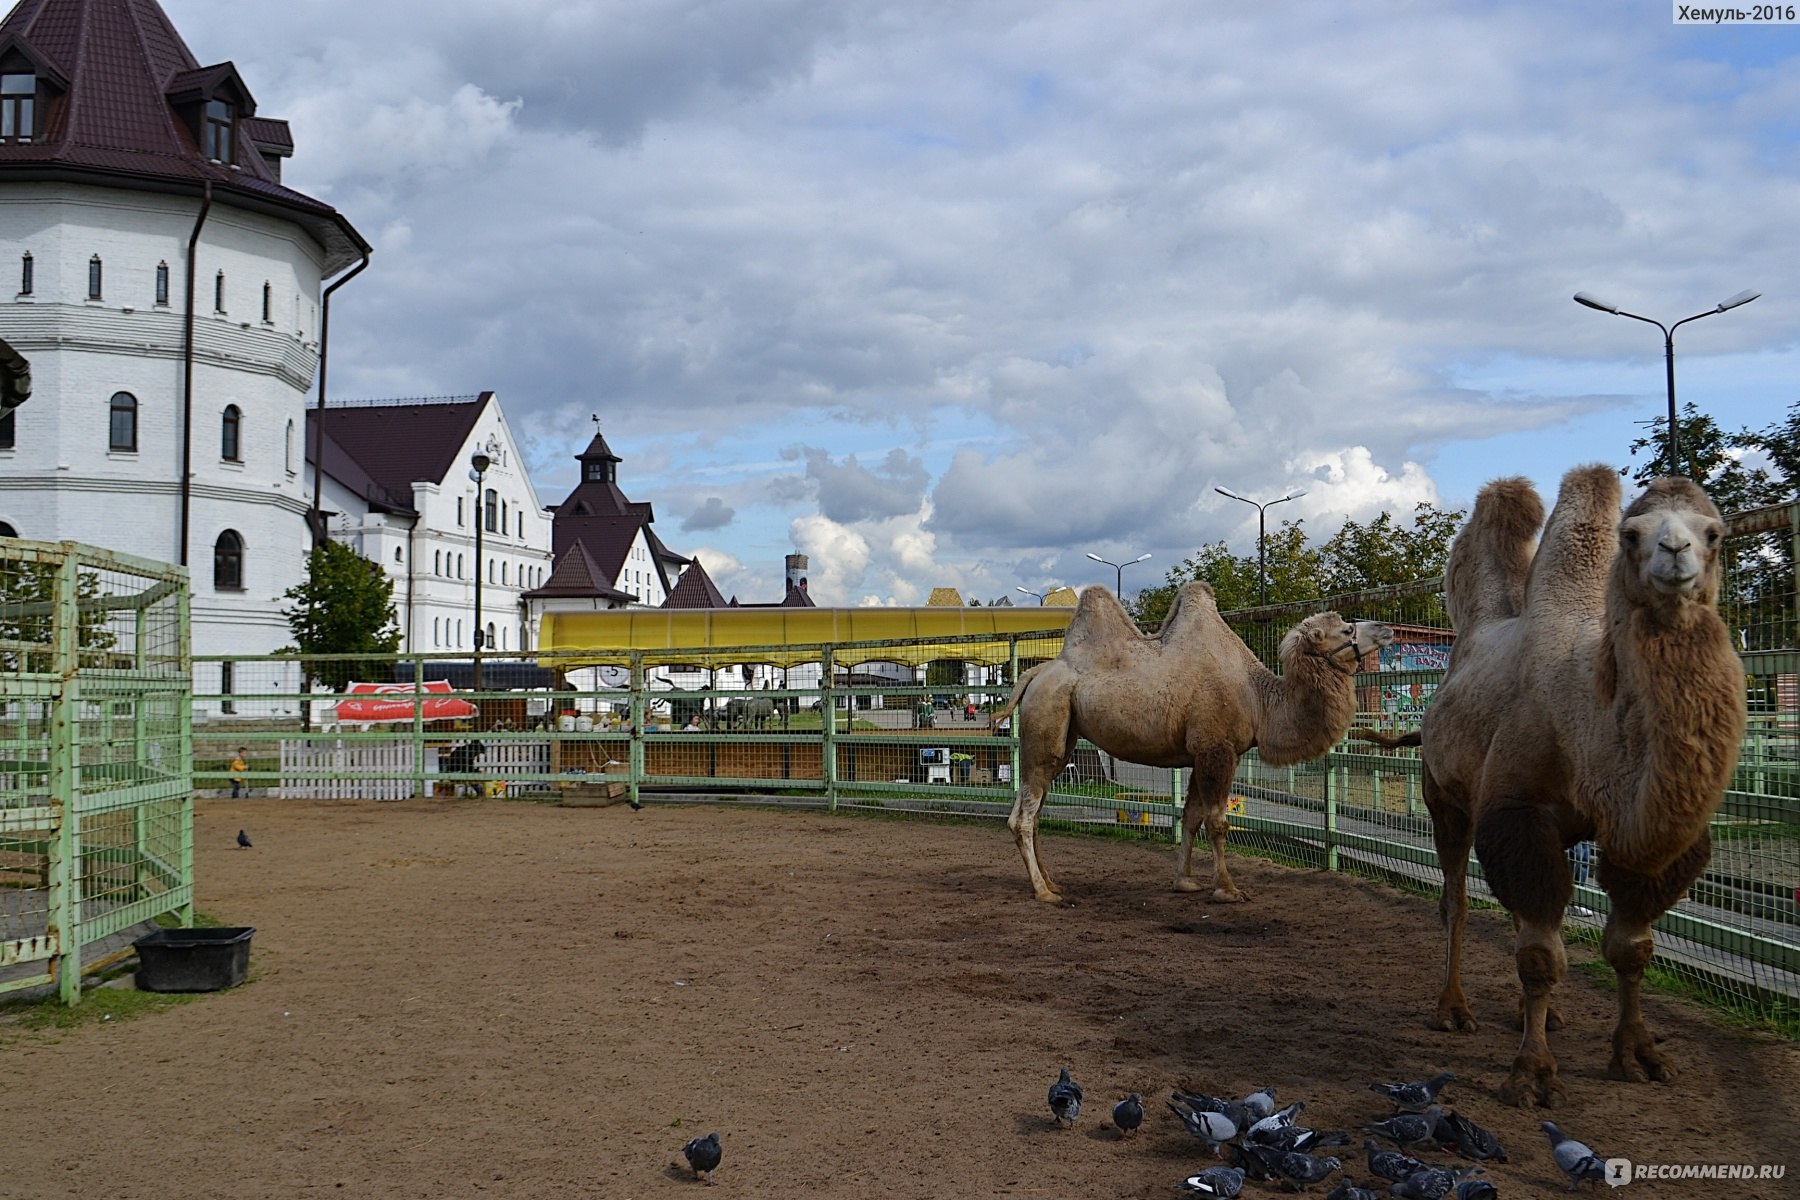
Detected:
[1178,1165,1247,1197]
[1452,1182,1499,1200]
[1048,1066,1083,1128]
[1175,1090,1255,1131]
[1542,1121,1606,1191]
[1369,1072,1454,1113]
[1433,1110,1507,1163]
[1169,1095,1241,1156]
[1273,1152,1342,1192]
[681,1132,722,1185]
[1361,1106,1441,1150]
[1390,1166,1487,1200]
[1242,1085,1278,1120]
[1256,1126,1353,1153]
[1112,1092,1144,1139]
[236,829,251,849]
[1324,1181,1383,1200]
[1245,1099,1306,1142]
[1229,1140,1287,1182]
[1364,1139,1429,1184]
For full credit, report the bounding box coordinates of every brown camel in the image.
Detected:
[1359,467,1744,1108]
[992,582,1392,903]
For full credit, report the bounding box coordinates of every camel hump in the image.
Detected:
[1444,475,1545,634]
[1521,465,1623,616]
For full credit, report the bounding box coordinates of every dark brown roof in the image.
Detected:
[661,558,728,609]
[522,540,635,603]
[305,394,490,510]
[729,579,816,608]
[0,0,368,272]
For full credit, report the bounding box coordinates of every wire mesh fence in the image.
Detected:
[1,539,192,1003]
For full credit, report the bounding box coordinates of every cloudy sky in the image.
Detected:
[168,0,1799,606]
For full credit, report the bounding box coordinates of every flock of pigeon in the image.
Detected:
[1048,1066,1613,1195]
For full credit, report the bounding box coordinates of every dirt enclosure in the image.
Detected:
[7,798,1797,1199]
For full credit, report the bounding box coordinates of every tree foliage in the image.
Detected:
[280,540,401,691]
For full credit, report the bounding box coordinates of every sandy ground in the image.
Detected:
[5,797,1797,1200]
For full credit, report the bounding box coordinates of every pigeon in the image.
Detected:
[1360,1107,1442,1150]
[1390,1167,1487,1200]
[1542,1121,1606,1190]
[1048,1066,1083,1128]
[1112,1092,1144,1139]
[1369,1072,1454,1113]
[1433,1110,1507,1163]
[1173,1090,1255,1131]
[1242,1086,1279,1121]
[681,1132,722,1185]
[1255,1126,1354,1153]
[1169,1095,1241,1155]
[1364,1139,1430,1184]
[1229,1140,1288,1182]
[1272,1151,1342,1192]
[1452,1182,1499,1200]
[1245,1100,1306,1142]
[1324,1181,1383,1200]
[1178,1165,1247,1197]
[236,829,252,849]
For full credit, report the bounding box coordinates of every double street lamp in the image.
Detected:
[1573,288,1760,477]
[1215,486,1306,607]
[470,451,492,695]
[1015,586,1046,605]
[1085,551,1151,599]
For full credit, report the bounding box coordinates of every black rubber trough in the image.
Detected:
[132,927,255,993]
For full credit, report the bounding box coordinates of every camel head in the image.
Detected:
[1279,612,1395,673]
[1616,478,1725,608]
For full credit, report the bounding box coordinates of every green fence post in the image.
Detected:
[49,547,80,1004]
[1324,754,1340,873]
[177,576,194,926]
[629,651,645,808]
[412,656,427,798]
[821,647,838,810]
[1169,768,1182,844]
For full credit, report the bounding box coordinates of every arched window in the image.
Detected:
[285,420,295,474]
[488,560,495,584]
[518,512,524,538]
[394,546,403,563]
[220,405,242,461]
[485,621,496,652]
[87,255,102,300]
[433,617,440,647]
[500,499,508,532]
[483,488,498,533]
[213,530,244,590]
[155,261,169,305]
[456,553,464,578]
[0,521,17,538]
[108,392,137,451]
[434,550,442,575]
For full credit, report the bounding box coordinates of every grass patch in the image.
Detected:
[1570,956,1800,1040]
[0,985,194,1042]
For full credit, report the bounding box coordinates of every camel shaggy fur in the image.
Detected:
[1361,467,1744,1107]
[993,583,1392,903]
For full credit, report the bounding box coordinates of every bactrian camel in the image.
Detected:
[1357,468,1744,1107]
[993,582,1393,903]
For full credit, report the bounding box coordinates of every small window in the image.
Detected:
[457,553,464,578]
[484,488,498,533]
[18,251,31,295]
[220,404,242,461]
[394,546,403,563]
[220,660,236,714]
[485,621,496,651]
[262,281,272,322]
[1,73,35,141]
[108,392,137,451]
[0,407,13,449]
[214,270,226,314]
[456,497,464,526]
[213,529,244,590]
[203,97,233,161]
[88,255,102,300]
[284,419,294,473]
[156,261,170,305]
[433,617,440,648]
[434,550,442,575]
[0,520,17,537]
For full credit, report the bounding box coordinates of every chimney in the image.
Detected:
[785,553,808,591]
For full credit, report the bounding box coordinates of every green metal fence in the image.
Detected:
[188,499,1799,1032]
[1,539,193,1004]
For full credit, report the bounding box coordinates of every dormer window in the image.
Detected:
[203,98,233,161]
[1,73,35,141]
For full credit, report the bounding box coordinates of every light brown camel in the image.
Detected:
[1357,467,1745,1108]
[992,582,1393,903]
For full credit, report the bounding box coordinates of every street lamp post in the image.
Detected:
[1214,486,1306,607]
[1015,586,1046,605]
[1573,289,1759,477]
[1084,551,1151,599]
[470,451,492,697]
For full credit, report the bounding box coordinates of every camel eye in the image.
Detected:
[1622,529,1640,548]
[1706,528,1721,546]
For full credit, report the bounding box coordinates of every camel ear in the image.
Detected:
[1595,624,1618,704]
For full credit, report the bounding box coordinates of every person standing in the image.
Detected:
[229,748,249,799]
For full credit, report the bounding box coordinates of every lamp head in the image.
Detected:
[1084,552,1105,564]
[471,451,493,475]
[1133,553,1152,563]
[1717,289,1760,312]
[1573,291,1620,314]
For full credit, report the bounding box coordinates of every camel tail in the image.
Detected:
[1444,475,1546,635]
[990,662,1052,726]
[1348,726,1421,750]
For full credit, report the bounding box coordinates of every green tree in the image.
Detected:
[1625,403,1781,512]
[280,540,401,691]
[1319,502,1464,594]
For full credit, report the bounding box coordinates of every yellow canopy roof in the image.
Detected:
[537,606,1073,668]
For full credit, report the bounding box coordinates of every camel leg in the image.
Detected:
[1596,834,1710,1084]
[1175,748,1243,902]
[1475,799,1573,1108]
[1007,775,1062,903]
[1423,774,1477,1033]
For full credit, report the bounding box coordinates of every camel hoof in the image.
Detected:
[1211,887,1247,903]
[1608,1045,1676,1084]
[1433,1006,1478,1034]
[1172,877,1205,893]
[1033,890,1064,905]
[1498,1065,1566,1109]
